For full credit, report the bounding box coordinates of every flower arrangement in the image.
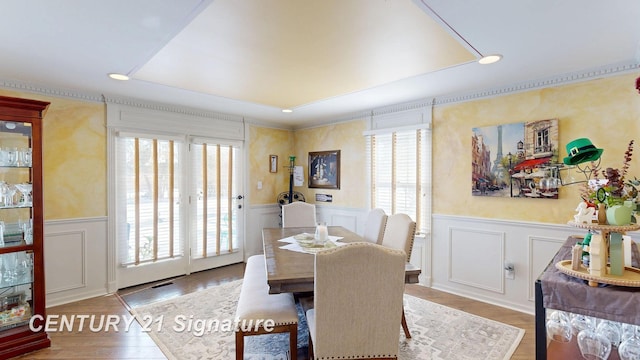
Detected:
[581,140,636,207]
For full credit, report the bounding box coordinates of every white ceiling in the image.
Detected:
[0,0,638,128]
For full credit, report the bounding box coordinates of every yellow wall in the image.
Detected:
[291,120,368,208]
[248,126,294,204]
[433,73,640,223]
[0,89,106,220]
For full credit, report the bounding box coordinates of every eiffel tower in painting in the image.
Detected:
[491,125,505,183]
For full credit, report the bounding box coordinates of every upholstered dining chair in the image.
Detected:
[380,213,417,339]
[362,208,388,244]
[281,202,317,228]
[306,242,406,360]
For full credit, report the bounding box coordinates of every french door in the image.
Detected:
[115,133,243,288]
[188,138,244,272]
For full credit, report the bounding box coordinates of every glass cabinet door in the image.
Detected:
[0,120,34,333]
[0,120,33,249]
[0,251,33,331]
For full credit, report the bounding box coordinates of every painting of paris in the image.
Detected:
[472,119,559,198]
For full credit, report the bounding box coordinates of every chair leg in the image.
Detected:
[235,331,244,360]
[401,306,411,339]
[289,324,297,360]
[308,331,314,360]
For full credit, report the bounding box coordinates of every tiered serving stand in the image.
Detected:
[557,221,640,287]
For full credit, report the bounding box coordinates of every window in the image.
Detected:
[115,134,183,266]
[535,127,550,154]
[114,134,241,268]
[367,126,431,234]
[190,141,239,258]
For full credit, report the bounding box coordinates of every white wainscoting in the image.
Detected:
[48,211,636,315]
[431,214,640,315]
[244,204,282,259]
[448,227,506,293]
[44,217,108,308]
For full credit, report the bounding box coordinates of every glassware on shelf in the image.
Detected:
[19,218,33,245]
[15,252,32,283]
[0,147,32,167]
[597,320,622,348]
[21,148,32,167]
[619,334,640,360]
[571,313,597,336]
[14,183,32,206]
[578,328,612,360]
[546,310,572,343]
[0,252,31,287]
[622,324,640,342]
[1,253,18,286]
[2,184,16,207]
[0,182,8,207]
[5,148,17,167]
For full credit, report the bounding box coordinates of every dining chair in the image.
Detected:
[281,201,317,228]
[380,213,417,339]
[306,242,406,360]
[362,208,388,244]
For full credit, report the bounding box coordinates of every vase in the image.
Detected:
[606,204,633,226]
[597,204,607,225]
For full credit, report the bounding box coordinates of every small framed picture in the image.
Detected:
[269,155,278,173]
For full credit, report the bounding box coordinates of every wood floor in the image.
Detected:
[11,263,535,359]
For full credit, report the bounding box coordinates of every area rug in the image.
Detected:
[129,279,524,360]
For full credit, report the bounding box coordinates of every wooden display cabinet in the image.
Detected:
[0,96,50,359]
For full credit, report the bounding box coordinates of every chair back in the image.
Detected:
[380,213,416,261]
[281,202,317,228]
[310,242,406,358]
[362,208,388,244]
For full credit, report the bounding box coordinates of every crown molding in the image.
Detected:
[434,61,640,106]
[0,78,104,103]
[294,61,640,128]
[102,94,243,123]
[371,98,434,117]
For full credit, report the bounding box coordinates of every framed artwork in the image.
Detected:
[269,155,278,173]
[308,150,340,189]
[472,118,559,199]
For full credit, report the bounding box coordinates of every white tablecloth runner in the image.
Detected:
[278,233,346,254]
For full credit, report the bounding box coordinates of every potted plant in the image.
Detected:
[581,140,636,225]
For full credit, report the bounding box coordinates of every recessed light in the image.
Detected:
[478,54,503,65]
[108,73,130,81]
[282,109,293,113]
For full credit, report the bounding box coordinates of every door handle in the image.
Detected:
[236,195,244,200]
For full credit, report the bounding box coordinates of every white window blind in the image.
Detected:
[115,134,241,267]
[115,134,184,266]
[190,141,239,258]
[367,127,431,234]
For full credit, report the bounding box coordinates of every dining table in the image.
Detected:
[262,226,422,294]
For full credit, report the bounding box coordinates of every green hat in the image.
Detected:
[563,138,603,165]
